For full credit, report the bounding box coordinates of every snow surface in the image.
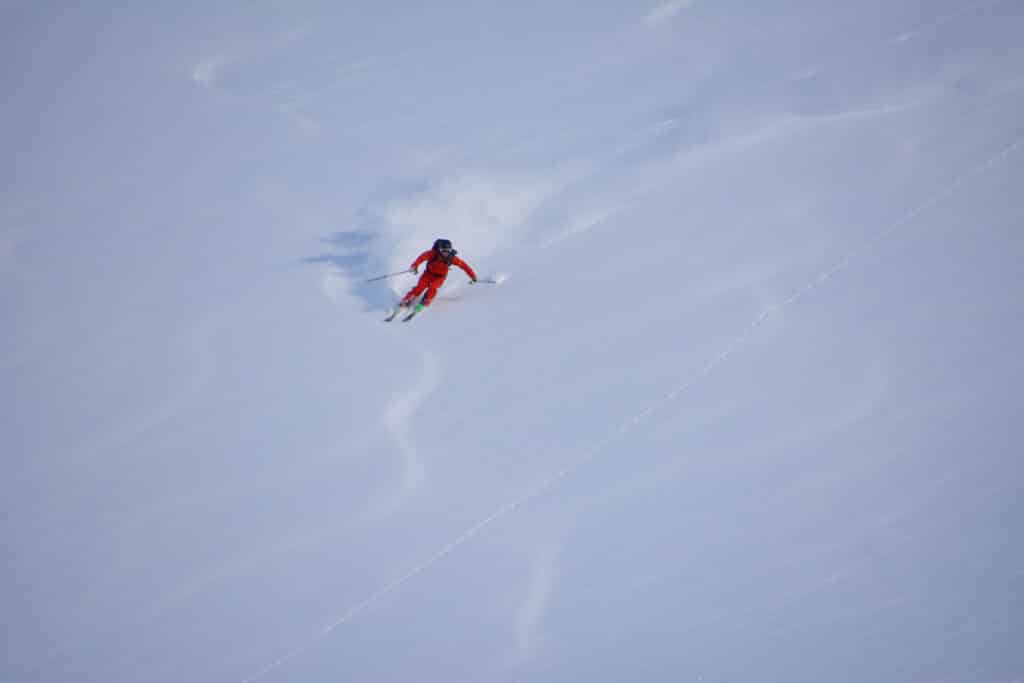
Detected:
[3,2,1023,681]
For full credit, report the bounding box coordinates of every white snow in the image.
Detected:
[644,0,698,28]
[3,2,1023,682]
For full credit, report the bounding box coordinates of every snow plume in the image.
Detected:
[365,167,581,291]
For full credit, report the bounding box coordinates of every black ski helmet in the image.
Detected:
[433,238,453,253]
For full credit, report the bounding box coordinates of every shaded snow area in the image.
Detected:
[4,2,1023,681]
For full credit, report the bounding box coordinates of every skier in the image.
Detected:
[398,238,478,314]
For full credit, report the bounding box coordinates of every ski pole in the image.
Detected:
[473,278,500,284]
[365,270,410,283]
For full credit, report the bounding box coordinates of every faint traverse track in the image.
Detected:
[241,131,1024,682]
[891,0,1009,43]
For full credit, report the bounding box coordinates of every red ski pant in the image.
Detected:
[402,272,446,306]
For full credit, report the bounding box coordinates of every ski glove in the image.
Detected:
[410,267,418,275]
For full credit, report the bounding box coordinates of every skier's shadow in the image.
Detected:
[302,230,395,310]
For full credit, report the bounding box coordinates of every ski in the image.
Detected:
[384,302,413,322]
[402,305,424,322]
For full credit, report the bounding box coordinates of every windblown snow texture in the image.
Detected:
[3,2,1023,682]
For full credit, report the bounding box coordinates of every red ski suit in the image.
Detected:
[401,249,478,306]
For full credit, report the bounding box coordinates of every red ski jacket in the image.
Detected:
[411,249,478,280]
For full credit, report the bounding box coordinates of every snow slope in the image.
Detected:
[3,2,1023,681]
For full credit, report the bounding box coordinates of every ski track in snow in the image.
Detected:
[890,0,1008,44]
[538,204,626,249]
[151,295,443,606]
[29,325,444,681]
[513,542,562,663]
[0,225,27,282]
[643,0,697,28]
[16,320,221,680]
[242,130,1024,682]
[360,345,441,523]
[67,318,219,467]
